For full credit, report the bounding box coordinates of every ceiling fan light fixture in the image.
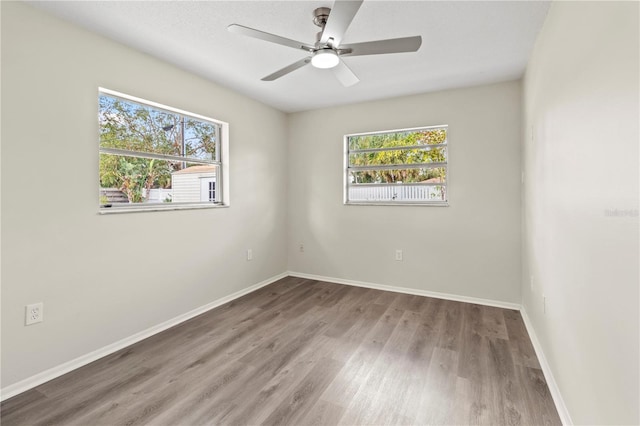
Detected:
[311,49,339,69]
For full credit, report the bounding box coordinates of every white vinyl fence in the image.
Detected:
[142,188,173,203]
[348,185,445,202]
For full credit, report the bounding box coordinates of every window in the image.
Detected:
[98,88,228,213]
[345,125,448,205]
[207,181,216,202]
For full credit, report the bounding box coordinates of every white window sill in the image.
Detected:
[98,203,229,215]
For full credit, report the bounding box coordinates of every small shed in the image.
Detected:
[171,165,216,203]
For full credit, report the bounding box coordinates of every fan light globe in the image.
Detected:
[311,50,339,69]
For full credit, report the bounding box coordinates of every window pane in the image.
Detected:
[99,154,218,205]
[348,128,447,150]
[184,117,217,161]
[349,147,447,167]
[349,185,446,202]
[349,167,446,184]
[99,94,217,161]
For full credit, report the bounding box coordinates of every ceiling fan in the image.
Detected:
[227,0,422,87]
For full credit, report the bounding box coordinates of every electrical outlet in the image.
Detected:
[530,275,534,292]
[25,303,43,325]
[247,249,253,261]
[299,243,304,253]
[395,249,403,261]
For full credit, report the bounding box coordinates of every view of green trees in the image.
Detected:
[348,128,447,184]
[99,95,218,203]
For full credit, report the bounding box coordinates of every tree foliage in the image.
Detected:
[99,95,217,203]
[348,129,447,183]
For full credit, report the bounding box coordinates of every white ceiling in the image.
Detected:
[29,1,550,112]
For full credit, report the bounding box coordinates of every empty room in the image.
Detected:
[1,0,638,425]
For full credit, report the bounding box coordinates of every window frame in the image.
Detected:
[343,124,449,206]
[98,87,230,214]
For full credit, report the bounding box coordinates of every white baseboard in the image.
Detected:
[520,307,573,425]
[2,270,571,426]
[0,272,288,402]
[287,271,521,310]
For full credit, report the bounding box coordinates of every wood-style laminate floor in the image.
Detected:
[1,277,561,425]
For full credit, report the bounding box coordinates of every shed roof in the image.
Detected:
[172,165,216,175]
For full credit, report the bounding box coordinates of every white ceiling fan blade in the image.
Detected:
[228,24,315,52]
[332,60,359,87]
[320,0,364,47]
[261,57,312,81]
[340,36,422,56]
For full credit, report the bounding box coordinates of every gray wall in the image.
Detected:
[522,2,639,424]
[4,4,638,424]
[287,81,522,304]
[1,2,289,388]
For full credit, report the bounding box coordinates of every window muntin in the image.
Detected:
[345,125,448,205]
[98,89,226,212]
[349,146,447,167]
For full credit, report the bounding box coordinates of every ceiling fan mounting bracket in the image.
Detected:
[312,7,331,28]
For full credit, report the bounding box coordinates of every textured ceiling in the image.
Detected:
[28,1,550,112]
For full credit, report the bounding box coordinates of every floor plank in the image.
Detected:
[0,277,562,426]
